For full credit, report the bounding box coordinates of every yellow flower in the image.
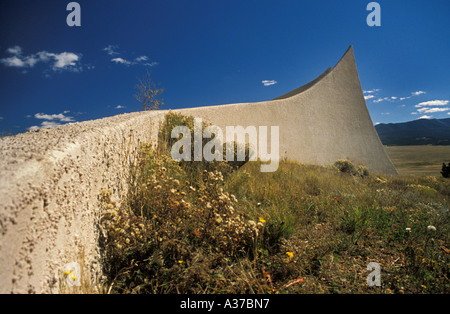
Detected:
[63,270,73,277]
[259,217,266,224]
[178,260,183,264]
[286,252,294,259]
[71,275,76,281]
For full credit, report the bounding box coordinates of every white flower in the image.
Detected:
[405,227,411,232]
[427,225,436,232]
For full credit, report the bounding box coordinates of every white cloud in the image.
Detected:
[418,115,432,119]
[111,57,132,65]
[105,46,157,67]
[363,89,380,94]
[135,56,148,62]
[1,46,82,72]
[375,122,380,125]
[52,52,80,69]
[417,107,449,114]
[35,112,74,122]
[144,61,159,67]
[111,56,157,67]
[7,46,22,55]
[415,100,449,108]
[115,105,126,109]
[28,121,62,131]
[28,110,75,131]
[104,45,119,56]
[381,112,390,115]
[369,90,425,103]
[262,80,277,86]
[364,95,375,100]
[1,55,25,67]
[41,121,63,128]
[29,111,75,130]
[0,55,38,68]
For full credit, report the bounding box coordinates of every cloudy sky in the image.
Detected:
[0,0,449,134]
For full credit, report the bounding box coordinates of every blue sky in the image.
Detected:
[0,0,449,134]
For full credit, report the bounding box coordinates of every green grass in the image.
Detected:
[97,113,450,294]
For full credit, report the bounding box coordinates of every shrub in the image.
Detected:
[158,111,250,180]
[441,162,450,178]
[134,70,164,111]
[98,113,263,293]
[357,165,370,177]
[334,159,357,175]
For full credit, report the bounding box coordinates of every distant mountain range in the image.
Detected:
[375,118,450,146]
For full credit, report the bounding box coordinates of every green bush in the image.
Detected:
[441,162,450,178]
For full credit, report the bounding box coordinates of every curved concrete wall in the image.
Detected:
[0,46,396,293]
[177,46,397,175]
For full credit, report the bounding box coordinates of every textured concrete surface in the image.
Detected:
[0,111,166,293]
[0,46,396,293]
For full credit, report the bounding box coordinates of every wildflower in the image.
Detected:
[215,215,223,224]
[259,217,266,224]
[178,260,183,264]
[405,227,411,232]
[63,270,73,277]
[71,275,76,281]
[286,252,294,259]
[257,202,262,206]
[427,225,436,232]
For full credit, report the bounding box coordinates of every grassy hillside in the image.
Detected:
[96,113,449,294]
[385,145,450,176]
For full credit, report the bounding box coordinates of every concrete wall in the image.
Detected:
[177,46,397,175]
[0,111,166,293]
[0,46,396,293]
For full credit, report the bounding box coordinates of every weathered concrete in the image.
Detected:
[0,46,397,293]
[0,111,166,293]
